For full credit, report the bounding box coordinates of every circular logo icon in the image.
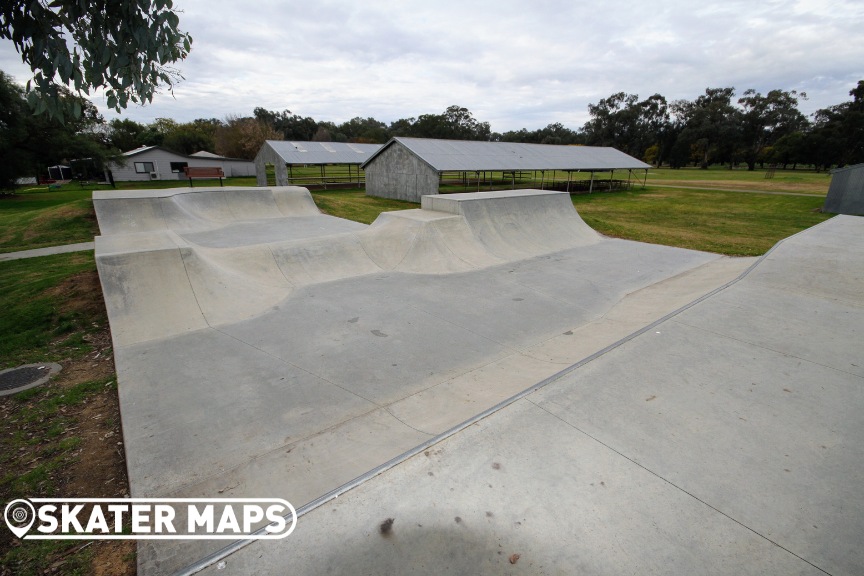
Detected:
[4,499,36,538]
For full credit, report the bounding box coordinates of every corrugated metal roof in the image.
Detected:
[362,137,651,171]
[262,140,382,165]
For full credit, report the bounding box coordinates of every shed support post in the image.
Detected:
[589,171,595,193]
[566,170,572,193]
[643,169,648,189]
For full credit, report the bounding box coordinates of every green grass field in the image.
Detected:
[1,166,833,256]
[573,187,830,255]
[646,166,830,194]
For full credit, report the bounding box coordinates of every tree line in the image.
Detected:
[2,68,862,189]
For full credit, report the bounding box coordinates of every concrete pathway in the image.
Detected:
[0,242,94,261]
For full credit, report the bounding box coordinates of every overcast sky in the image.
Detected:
[1,0,863,132]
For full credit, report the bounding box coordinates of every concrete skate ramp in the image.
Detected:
[93,186,322,235]
[423,189,601,259]
[95,187,765,574]
[96,188,604,346]
[197,215,864,576]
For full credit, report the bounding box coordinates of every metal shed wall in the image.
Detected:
[824,164,864,215]
[364,141,439,202]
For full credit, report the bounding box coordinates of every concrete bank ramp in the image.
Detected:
[96,188,603,346]
[95,186,761,575]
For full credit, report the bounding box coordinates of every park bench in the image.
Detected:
[183,166,224,187]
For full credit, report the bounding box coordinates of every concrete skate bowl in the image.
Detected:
[95,186,756,574]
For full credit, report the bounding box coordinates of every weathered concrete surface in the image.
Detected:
[95,187,764,574]
[196,215,863,576]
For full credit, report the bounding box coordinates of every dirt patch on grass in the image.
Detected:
[44,268,105,319]
[649,179,827,194]
[0,315,135,575]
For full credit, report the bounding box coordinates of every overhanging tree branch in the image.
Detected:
[0,0,192,121]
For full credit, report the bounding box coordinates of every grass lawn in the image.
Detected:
[573,187,832,256]
[646,166,830,195]
[0,189,98,253]
[311,189,417,224]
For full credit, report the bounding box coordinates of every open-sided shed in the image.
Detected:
[362,137,651,202]
[824,163,864,215]
[255,140,381,188]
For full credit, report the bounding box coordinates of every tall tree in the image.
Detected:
[0,70,111,187]
[807,80,864,169]
[0,0,192,120]
[253,108,318,141]
[672,87,739,168]
[0,70,31,188]
[737,89,808,170]
[404,106,491,140]
[107,118,147,152]
[583,92,641,153]
[162,118,221,154]
[215,116,283,160]
[337,117,389,143]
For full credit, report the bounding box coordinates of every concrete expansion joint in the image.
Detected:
[523,397,834,576]
[669,317,864,380]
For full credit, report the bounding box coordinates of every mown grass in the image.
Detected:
[646,166,830,194]
[0,252,105,368]
[0,189,98,253]
[311,189,417,224]
[573,186,832,256]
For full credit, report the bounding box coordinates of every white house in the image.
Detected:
[107,146,256,182]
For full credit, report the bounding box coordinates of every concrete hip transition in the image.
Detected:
[93,186,863,575]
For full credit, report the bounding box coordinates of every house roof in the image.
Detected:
[361,137,651,172]
[121,146,250,163]
[258,140,382,165]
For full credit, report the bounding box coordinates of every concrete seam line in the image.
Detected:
[526,400,834,576]
[171,229,805,576]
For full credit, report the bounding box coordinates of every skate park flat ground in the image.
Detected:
[93,187,863,575]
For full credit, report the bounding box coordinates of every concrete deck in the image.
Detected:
[192,215,863,576]
[93,187,862,575]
